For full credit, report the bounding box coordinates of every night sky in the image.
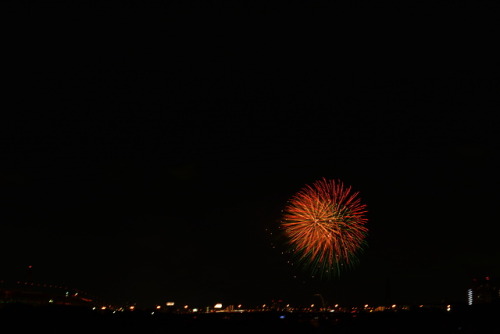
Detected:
[3,1,500,308]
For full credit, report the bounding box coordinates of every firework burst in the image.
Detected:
[281,178,368,278]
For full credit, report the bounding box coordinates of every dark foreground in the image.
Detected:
[1,303,499,334]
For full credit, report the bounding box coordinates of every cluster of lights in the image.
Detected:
[89,302,455,314]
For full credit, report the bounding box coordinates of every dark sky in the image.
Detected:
[2,1,500,308]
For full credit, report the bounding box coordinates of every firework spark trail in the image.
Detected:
[281,178,368,277]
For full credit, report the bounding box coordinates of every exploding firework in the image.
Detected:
[281,178,368,278]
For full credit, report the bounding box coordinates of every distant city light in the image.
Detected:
[72,301,473,316]
[166,302,175,306]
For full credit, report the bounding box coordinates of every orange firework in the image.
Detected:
[281,178,368,277]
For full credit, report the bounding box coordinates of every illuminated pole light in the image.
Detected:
[156,305,161,310]
[446,304,451,312]
[166,302,175,306]
[214,303,223,309]
[467,289,473,306]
